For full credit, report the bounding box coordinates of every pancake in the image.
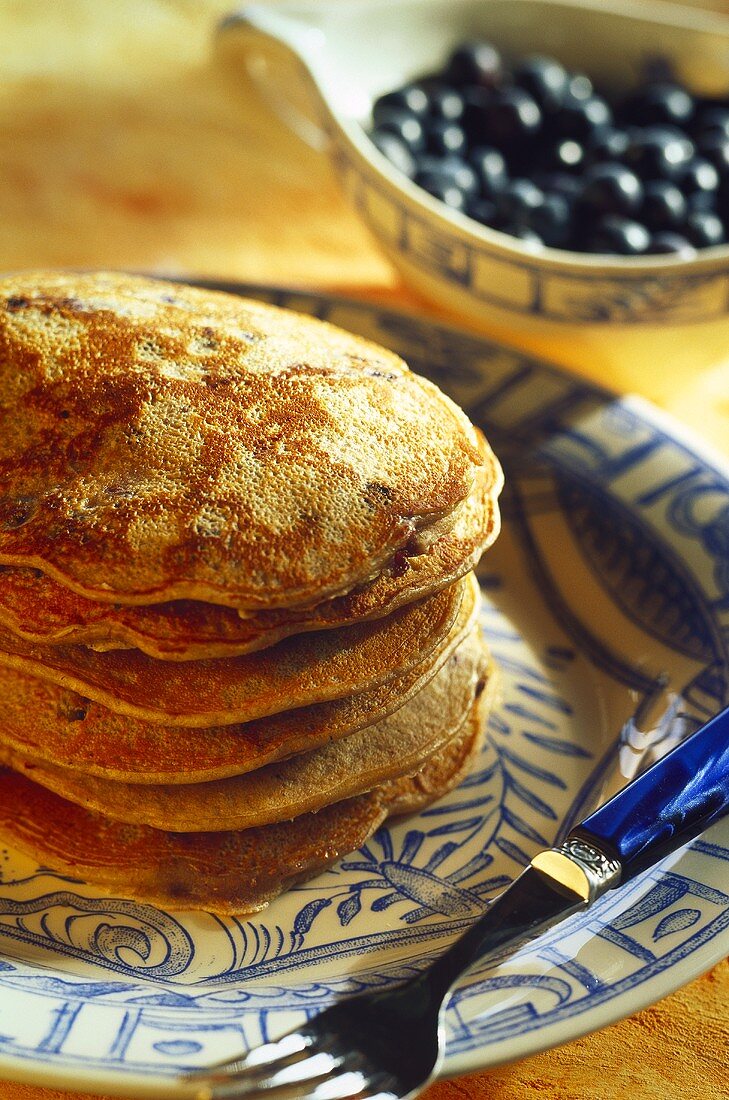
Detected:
[0,680,491,914]
[0,575,470,727]
[0,629,489,830]
[0,579,480,782]
[0,441,500,660]
[0,271,492,610]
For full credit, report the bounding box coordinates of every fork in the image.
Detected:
[188,701,729,1100]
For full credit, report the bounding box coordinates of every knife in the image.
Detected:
[429,701,729,990]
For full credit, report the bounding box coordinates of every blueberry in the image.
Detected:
[426,119,467,157]
[416,156,479,197]
[372,86,430,124]
[553,95,612,142]
[495,178,544,225]
[439,156,480,196]
[533,171,583,201]
[685,209,725,247]
[445,41,503,89]
[477,87,542,151]
[514,55,570,112]
[468,145,508,196]
[623,126,695,180]
[417,173,467,210]
[567,73,594,102]
[620,82,694,128]
[369,130,417,178]
[369,52,718,255]
[677,156,720,199]
[466,197,499,226]
[641,180,687,229]
[584,126,631,164]
[461,87,493,141]
[509,225,543,247]
[685,191,719,215]
[528,192,573,248]
[371,109,426,152]
[697,133,729,178]
[547,139,585,172]
[427,85,465,122]
[589,215,650,254]
[646,231,697,257]
[580,163,643,216]
[694,106,729,143]
[413,153,444,177]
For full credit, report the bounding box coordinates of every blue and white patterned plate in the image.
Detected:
[0,286,727,1098]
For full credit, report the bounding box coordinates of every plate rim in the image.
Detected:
[0,281,727,1096]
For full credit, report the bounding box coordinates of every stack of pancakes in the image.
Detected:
[0,272,502,914]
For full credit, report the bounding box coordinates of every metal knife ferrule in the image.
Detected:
[531,836,622,904]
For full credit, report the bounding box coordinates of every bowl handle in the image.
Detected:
[217,4,330,151]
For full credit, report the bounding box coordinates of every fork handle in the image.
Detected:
[573,703,729,882]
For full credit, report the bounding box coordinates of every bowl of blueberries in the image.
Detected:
[220,0,729,340]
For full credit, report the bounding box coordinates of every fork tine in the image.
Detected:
[201,1030,315,1077]
[245,1032,314,1068]
[195,1064,374,1100]
[305,1068,372,1100]
[192,1020,361,1084]
[353,1074,400,1100]
[192,1042,383,1100]
[309,1065,403,1100]
[192,1047,344,1099]
[227,1049,342,1092]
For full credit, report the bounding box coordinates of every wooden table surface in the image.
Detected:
[0,3,726,1098]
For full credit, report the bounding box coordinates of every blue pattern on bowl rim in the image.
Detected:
[331,139,729,324]
[0,284,726,1096]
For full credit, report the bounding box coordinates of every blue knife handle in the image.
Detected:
[574,704,729,882]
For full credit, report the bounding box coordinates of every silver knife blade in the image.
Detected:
[430,837,620,992]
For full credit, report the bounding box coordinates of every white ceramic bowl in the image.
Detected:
[217,0,729,363]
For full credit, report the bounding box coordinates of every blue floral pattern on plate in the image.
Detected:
[0,286,726,1096]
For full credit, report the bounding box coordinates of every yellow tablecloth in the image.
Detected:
[0,3,726,1098]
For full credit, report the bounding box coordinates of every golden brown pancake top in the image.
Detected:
[0,442,500,659]
[0,271,487,608]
